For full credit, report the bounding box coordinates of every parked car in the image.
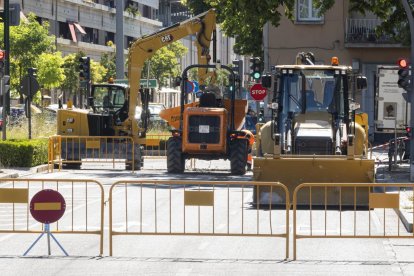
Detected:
[135,103,167,129]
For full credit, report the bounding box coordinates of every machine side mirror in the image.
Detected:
[356,76,367,90]
[173,76,182,87]
[88,97,94,107]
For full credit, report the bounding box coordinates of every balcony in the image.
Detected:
[345,18,402,47]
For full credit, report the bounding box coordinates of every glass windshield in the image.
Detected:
[93,85,126,112]
[282,69,339,114]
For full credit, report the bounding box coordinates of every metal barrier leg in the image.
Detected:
[23,224,69,256]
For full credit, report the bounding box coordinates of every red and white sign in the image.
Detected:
[250,83,267,101]
[30,189,66,224]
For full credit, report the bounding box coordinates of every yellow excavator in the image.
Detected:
[254,53,375,205]
[56,9,217,169]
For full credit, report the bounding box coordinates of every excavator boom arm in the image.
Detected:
[128,9,216,138]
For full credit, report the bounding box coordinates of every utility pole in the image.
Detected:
[401,0,414,180]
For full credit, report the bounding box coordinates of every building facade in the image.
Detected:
[13,0,162,61]
[265,0,410,140]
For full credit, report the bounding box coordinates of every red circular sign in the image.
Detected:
[250,83,267,101]
[30,189,66,224]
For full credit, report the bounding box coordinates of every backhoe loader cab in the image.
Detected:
[160,64,250,175]
[254,56,375,205]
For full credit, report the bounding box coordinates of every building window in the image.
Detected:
[296,0,323,22]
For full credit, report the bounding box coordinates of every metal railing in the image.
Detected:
[48,135,135,171]
[0,178,104,255]
[345,18,396,44]
[109,180,290,259]
[293,183,414,260]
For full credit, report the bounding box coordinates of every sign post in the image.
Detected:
[23,189,68,256]
[250,83,267,101]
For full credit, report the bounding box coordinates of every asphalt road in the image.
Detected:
[1,158,414,275]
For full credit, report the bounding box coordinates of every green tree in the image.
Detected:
[143,41,188,87]
[181,0,339,57]
[60,54,79,101]
[34,52,66,104]
[100,41,116,81]
[91,59,107,83]
[1,13,55,100]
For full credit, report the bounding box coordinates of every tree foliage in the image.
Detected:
[0,13,55,99]
[349,1,411,45]
[100,41,116,81]
[143,41,188,87]
[36,52,65,89]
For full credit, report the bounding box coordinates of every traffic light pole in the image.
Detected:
[401,0,414,181]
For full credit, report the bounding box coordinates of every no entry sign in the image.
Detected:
[250,83,267,101]
[30,189,66,224]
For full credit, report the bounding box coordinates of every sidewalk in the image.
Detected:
[0,165,49,179]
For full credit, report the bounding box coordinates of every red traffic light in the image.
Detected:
[0,50,5,61]
[398,58,409,68]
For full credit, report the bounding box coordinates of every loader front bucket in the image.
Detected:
[252,156,375,206]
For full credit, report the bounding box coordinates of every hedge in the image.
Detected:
[0,139,48,167]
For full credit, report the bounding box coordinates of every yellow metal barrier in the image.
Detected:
[293,183,414,260]
[48,135,135,171]
[144,133,170,157]
[0,178,105,255]
[109,180,289,259]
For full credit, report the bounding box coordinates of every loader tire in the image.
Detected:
[126,145,144,171]
[167,137,185,173]
[230,138,248,175]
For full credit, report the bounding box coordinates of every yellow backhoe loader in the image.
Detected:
[55,9,216,170]
[254,53,375,205]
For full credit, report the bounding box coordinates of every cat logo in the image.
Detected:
[161,34,173,43]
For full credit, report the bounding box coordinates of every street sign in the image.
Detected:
[250,83,267,101]
[140,79,158,88]
[30,189,66,224]
[192,80,199,93]
[21,75,40,98]
[185,80,194,93]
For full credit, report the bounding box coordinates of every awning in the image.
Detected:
[74,23,86,35]
[68,23,77,42]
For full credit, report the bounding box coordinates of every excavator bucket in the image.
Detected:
[252,156,375,206]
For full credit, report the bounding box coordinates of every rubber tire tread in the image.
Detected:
[230,139,248,175]
[167,137,185,173]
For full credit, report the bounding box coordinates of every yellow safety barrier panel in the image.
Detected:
[0,178,105,255]
[48,135,136,172]
[293,183,414,260]
[144,133,170,157]
[109,180,290,259]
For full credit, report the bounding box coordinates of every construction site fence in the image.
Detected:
[293,182,414,260]
[48,133,262,162]
[2,179,413,259]
[48,135,136,172]
[0,178,104,255]
[109,180,290,258]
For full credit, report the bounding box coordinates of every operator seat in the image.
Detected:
[199,92,217,107]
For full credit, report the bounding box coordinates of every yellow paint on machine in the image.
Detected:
[34,202,62,211]
[184,191,214,206]
[369,193,399,209]
[0,188,28,203]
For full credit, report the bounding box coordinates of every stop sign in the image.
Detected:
[30,189,66,224]
[250,83,267,101]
